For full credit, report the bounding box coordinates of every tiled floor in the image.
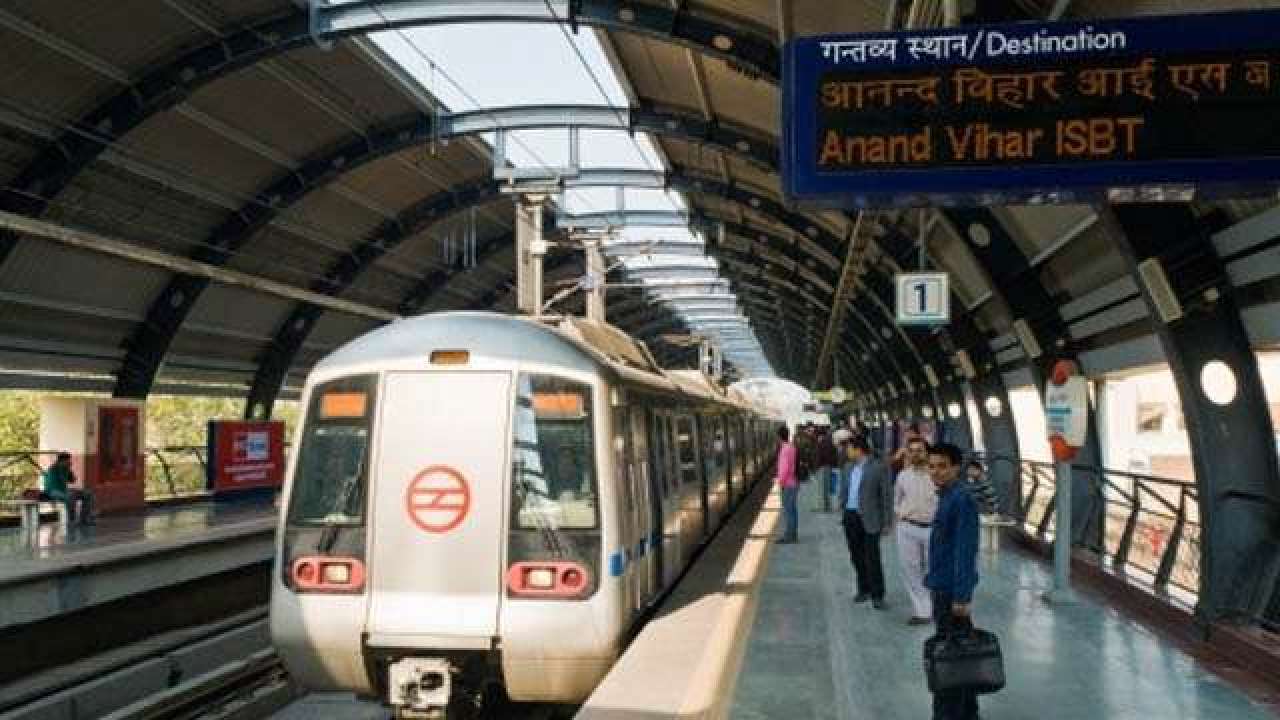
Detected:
[0,497,275,567]
[731,481,1276,719]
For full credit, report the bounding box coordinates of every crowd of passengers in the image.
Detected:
[774,420,998,720]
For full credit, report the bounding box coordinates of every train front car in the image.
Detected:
[269,313,623,719]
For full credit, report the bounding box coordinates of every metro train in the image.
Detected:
[269,311,776,718]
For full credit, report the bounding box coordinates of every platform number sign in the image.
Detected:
[896,273,949,326]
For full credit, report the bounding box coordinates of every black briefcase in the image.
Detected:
[923,626,1006,695]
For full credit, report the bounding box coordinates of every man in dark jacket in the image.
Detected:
[814,426,839,511]
[837,436,893,608]
[924,442,981,720]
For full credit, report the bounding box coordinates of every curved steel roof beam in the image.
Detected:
[0,3,991,401]
[729,292,876,393]
[313,1,779,81]
[718,261,890,387]
[112,103,772,396]
[0,0,778,259]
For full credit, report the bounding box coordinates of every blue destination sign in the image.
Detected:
[781,10,1280,207]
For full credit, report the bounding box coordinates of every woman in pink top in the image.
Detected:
[776,425,799,543]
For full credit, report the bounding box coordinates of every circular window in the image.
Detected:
[1200,360,1238,406]
[947,402,963,418]
[921,405,934,418]
[968,223,991,247]
[984,395,1003,417]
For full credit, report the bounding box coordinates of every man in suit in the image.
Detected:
[837,435,893,608]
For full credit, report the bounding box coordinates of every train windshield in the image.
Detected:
[287,374,377,526]
[511,375,598,530]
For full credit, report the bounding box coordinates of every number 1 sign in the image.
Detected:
[895,273,950,325]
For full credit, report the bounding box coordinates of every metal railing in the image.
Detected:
[979,453,1201,602]
[0,447,213,508]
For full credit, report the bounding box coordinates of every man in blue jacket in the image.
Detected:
[924,442,980,720]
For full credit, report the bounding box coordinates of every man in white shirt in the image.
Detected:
[895,436,938,625]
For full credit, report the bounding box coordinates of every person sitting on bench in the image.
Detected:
[43,452,95,525]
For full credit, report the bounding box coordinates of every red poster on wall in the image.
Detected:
[89,404,146,513]
[98,406,140,485]
[207,421,285,494]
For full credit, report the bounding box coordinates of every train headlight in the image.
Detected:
[290,556,366,593]
[322,562,352,585]
[525,567,556,590]
[506,561,592,599]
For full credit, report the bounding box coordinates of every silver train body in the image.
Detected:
[269,312,774,716]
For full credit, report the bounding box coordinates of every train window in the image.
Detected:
[612,406,633,511]
[287,375,377,526]
[662,416,679,493]
[511,375,599,530]
[630,406,651,502]
[676,416,698,486]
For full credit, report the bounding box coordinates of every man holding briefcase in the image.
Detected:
[924,442,982,720]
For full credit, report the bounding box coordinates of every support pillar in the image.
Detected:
[1104,204,1280,623]
[516,195,548,316]
[585,237,606,323]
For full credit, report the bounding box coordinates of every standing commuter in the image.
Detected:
[925,442,981,720]
[965,460,999,515]
[794,422,815,489]
[775,425,799,544]
[895,437,937,624]
[891,422,922,474]
[814,426,839,512]
[42,452,95,525]
[837,436,893,608]
[831,428,853,508]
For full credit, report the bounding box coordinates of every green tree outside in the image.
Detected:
[0,392,300,502]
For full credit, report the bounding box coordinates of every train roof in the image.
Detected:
[311,312,757,412]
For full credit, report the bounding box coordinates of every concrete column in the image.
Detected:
[516,195,547,316]
[585,238,606,323]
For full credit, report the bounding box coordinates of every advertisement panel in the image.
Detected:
[782,9,1280,206]
[207,420,285,495]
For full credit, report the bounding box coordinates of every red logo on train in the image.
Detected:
[405,465,471,533]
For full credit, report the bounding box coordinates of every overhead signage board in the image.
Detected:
[782,9,1280,207]
[896,272,950,325]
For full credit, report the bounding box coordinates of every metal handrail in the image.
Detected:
[975,452,1201,600]
[1,446,215,506]
[2,444,292,506]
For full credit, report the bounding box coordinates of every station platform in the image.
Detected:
[730,483,1278,720]
[0,497,277,631]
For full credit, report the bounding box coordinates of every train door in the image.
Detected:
[628,406,656,607]
[675,415,706,550]
[643,408,665,597]
[364,371,510,644]
[611,405,640,620]
[688,414,712,537]
[723,416,737,507]
[657,413,682,587]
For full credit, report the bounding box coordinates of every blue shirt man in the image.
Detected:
[845,458,865,512]
[923,442,981,720]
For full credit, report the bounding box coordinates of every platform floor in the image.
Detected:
[0,497,276,578]
[731,481,1276,720]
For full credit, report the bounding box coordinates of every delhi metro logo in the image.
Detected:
[405,465,471,534]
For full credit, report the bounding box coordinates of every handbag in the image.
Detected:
[923,625,1005,695]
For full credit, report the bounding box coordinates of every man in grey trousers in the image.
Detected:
[837,435,894,608]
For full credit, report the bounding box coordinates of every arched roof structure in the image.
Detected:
[0,0,1277,624]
